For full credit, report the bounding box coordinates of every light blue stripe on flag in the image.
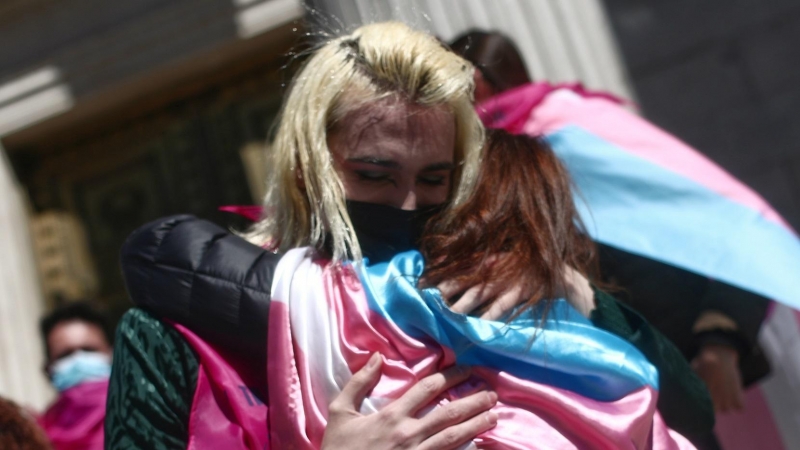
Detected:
[546,125,800,309]
[357,251,658,401]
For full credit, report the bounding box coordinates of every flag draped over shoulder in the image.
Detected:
[478,83,800,450]
[478,83,800,312]
[267,248,694,450]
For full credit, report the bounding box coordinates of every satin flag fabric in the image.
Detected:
[172,323,270,450]
[267,248,693,449]
[38,380,107,450]
[477,83,800,449]
[478,82,800,311]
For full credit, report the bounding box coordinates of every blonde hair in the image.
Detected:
[245,21,484,261]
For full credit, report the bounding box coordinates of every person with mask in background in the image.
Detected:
[38,302,112,450]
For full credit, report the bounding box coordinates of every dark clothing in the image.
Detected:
[592,289,714,439]
[598,244,772,450]
[598,244,771,386]
[105,308,198,450]
[120,214,279,382]
[106,216,714,448]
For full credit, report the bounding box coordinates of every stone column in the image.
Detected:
[0,141,53,410]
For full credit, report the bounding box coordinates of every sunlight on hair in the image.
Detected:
[242,21,484,261]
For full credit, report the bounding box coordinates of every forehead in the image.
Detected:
[329,99,455,160]
[336,100,452,133]
[47,320,107,350]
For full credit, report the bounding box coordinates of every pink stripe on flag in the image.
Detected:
[325,263,456,398]
[470,367,692,450]
[714,386,785,450]
[174,323,270,450]
[500,84,792,231]
[218,205,263,221]
[326,264,690,449]
[268,251,697,449]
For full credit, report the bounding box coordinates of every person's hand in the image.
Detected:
[437,261,595,320]
[691,344,744,413]
[321,353,498,450]
[438,278,522,321]
[433,254,522,320]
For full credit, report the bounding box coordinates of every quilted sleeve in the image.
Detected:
[120,215,280,366]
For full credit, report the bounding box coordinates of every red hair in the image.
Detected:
[420,129,598,317]
[0,396,51,450]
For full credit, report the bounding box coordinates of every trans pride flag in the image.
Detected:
[478,83,800,449]
[38,380,107,450]
[267,248,693,449]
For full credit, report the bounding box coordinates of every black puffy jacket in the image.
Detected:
[120,214,280,380]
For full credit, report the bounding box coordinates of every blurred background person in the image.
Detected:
[0,396,51,450]
[38,302,112,450]
[451,24,770,402]
[450,29,797,450]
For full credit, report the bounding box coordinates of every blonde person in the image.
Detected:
[107,22,517,449]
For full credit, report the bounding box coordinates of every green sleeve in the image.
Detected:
[105,308,199,450]
[590,289,715,437]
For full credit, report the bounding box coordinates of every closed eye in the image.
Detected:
[418,175,447,186]
[355,170,393,183]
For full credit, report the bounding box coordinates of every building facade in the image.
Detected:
[0,0,305,409]
[602,0,800,231]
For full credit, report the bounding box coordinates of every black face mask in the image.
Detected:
[345,200,444,264]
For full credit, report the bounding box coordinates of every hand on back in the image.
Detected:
[437,257,596,320]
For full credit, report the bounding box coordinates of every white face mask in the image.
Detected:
[50,350,111,392]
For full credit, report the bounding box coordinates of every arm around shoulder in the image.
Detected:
[120,215,280,359]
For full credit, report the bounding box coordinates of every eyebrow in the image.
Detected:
[346,157,400,168]
[346,157,456,172]
[421,162,456,172]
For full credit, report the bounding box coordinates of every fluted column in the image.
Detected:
[0,141,53,410]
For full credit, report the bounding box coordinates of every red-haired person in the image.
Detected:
[419,130,713,441]
[323,130,713,448]
[450,31,770,414]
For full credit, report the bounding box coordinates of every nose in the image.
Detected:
[399,189,417,211]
